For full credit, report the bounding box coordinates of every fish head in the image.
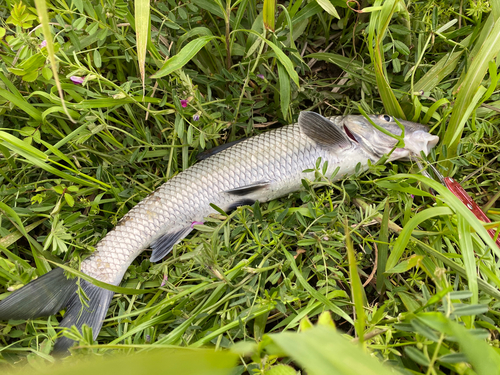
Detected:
[342,114,439,161]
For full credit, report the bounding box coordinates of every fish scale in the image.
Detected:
[0,111,439,353]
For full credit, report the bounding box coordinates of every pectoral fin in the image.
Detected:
[226,181,269,196]
[299,111,352,149]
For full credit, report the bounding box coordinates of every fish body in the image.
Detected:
[83,117,376,284]
[0,112,439,353]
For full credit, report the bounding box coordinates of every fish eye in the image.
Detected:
[379,114,393,122]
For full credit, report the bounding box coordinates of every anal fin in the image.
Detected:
[149,227,193,262]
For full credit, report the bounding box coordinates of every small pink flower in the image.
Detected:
[180,99,188,108]
[191,221,204,228]
[70,76,85,84]
[160,274,168,287]
[410,194,415,199]
[257,74,264,79]
[40,40,47,48]
[193,113,200,121]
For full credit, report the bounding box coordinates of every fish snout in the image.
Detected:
[404,131,440,156]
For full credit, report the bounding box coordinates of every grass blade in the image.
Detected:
[440,18,500,170]
[236,29,300,86]
[345,219,365,344]
[376,201,389,293]
[367,0,406,118]
[263,0,275,31]
[282,244,354,325]
[0,88,42,121]
[457,214,478,328]
[135,0,150,93]
[33,0,75,123]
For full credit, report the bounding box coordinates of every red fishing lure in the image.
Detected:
[422,161,500,248]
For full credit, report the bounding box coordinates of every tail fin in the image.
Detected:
[0,268,114,354]
[54,278,114,353]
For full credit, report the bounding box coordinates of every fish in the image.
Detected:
[0,112,439,353]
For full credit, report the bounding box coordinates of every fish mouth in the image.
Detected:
[403,131,440,157]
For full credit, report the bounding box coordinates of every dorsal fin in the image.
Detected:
[196,138,247,160]
[298,112,352,149]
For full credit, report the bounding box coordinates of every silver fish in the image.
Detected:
[0,112,439,352]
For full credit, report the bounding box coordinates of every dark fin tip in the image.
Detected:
[53,279,114,354]
[227,199,255,211]
[226,181,270,196]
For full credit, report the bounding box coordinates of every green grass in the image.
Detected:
[1,0,500,373]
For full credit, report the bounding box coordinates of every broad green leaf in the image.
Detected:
[306,52,377,85]
[190,302,277,347]
[413,50,464,94]
[263,0,276,30]
[316,0,339,18]
[405,347,430,366]
[268,326,393,375]
[6,349,237,375]
[446,319,500,374]
[177,27,214,49]
[265,365,297,375]
[385,255,424,274]
[0,218,47,254]
[277,62,291,121]
[152,36,218,78]
[0,202,51,274]
[292,1,322,24]
[191,0,225,20]
[375,180,433,197]
[385,206,452,271]
[452,304,488,317]
[447,86,486,147]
